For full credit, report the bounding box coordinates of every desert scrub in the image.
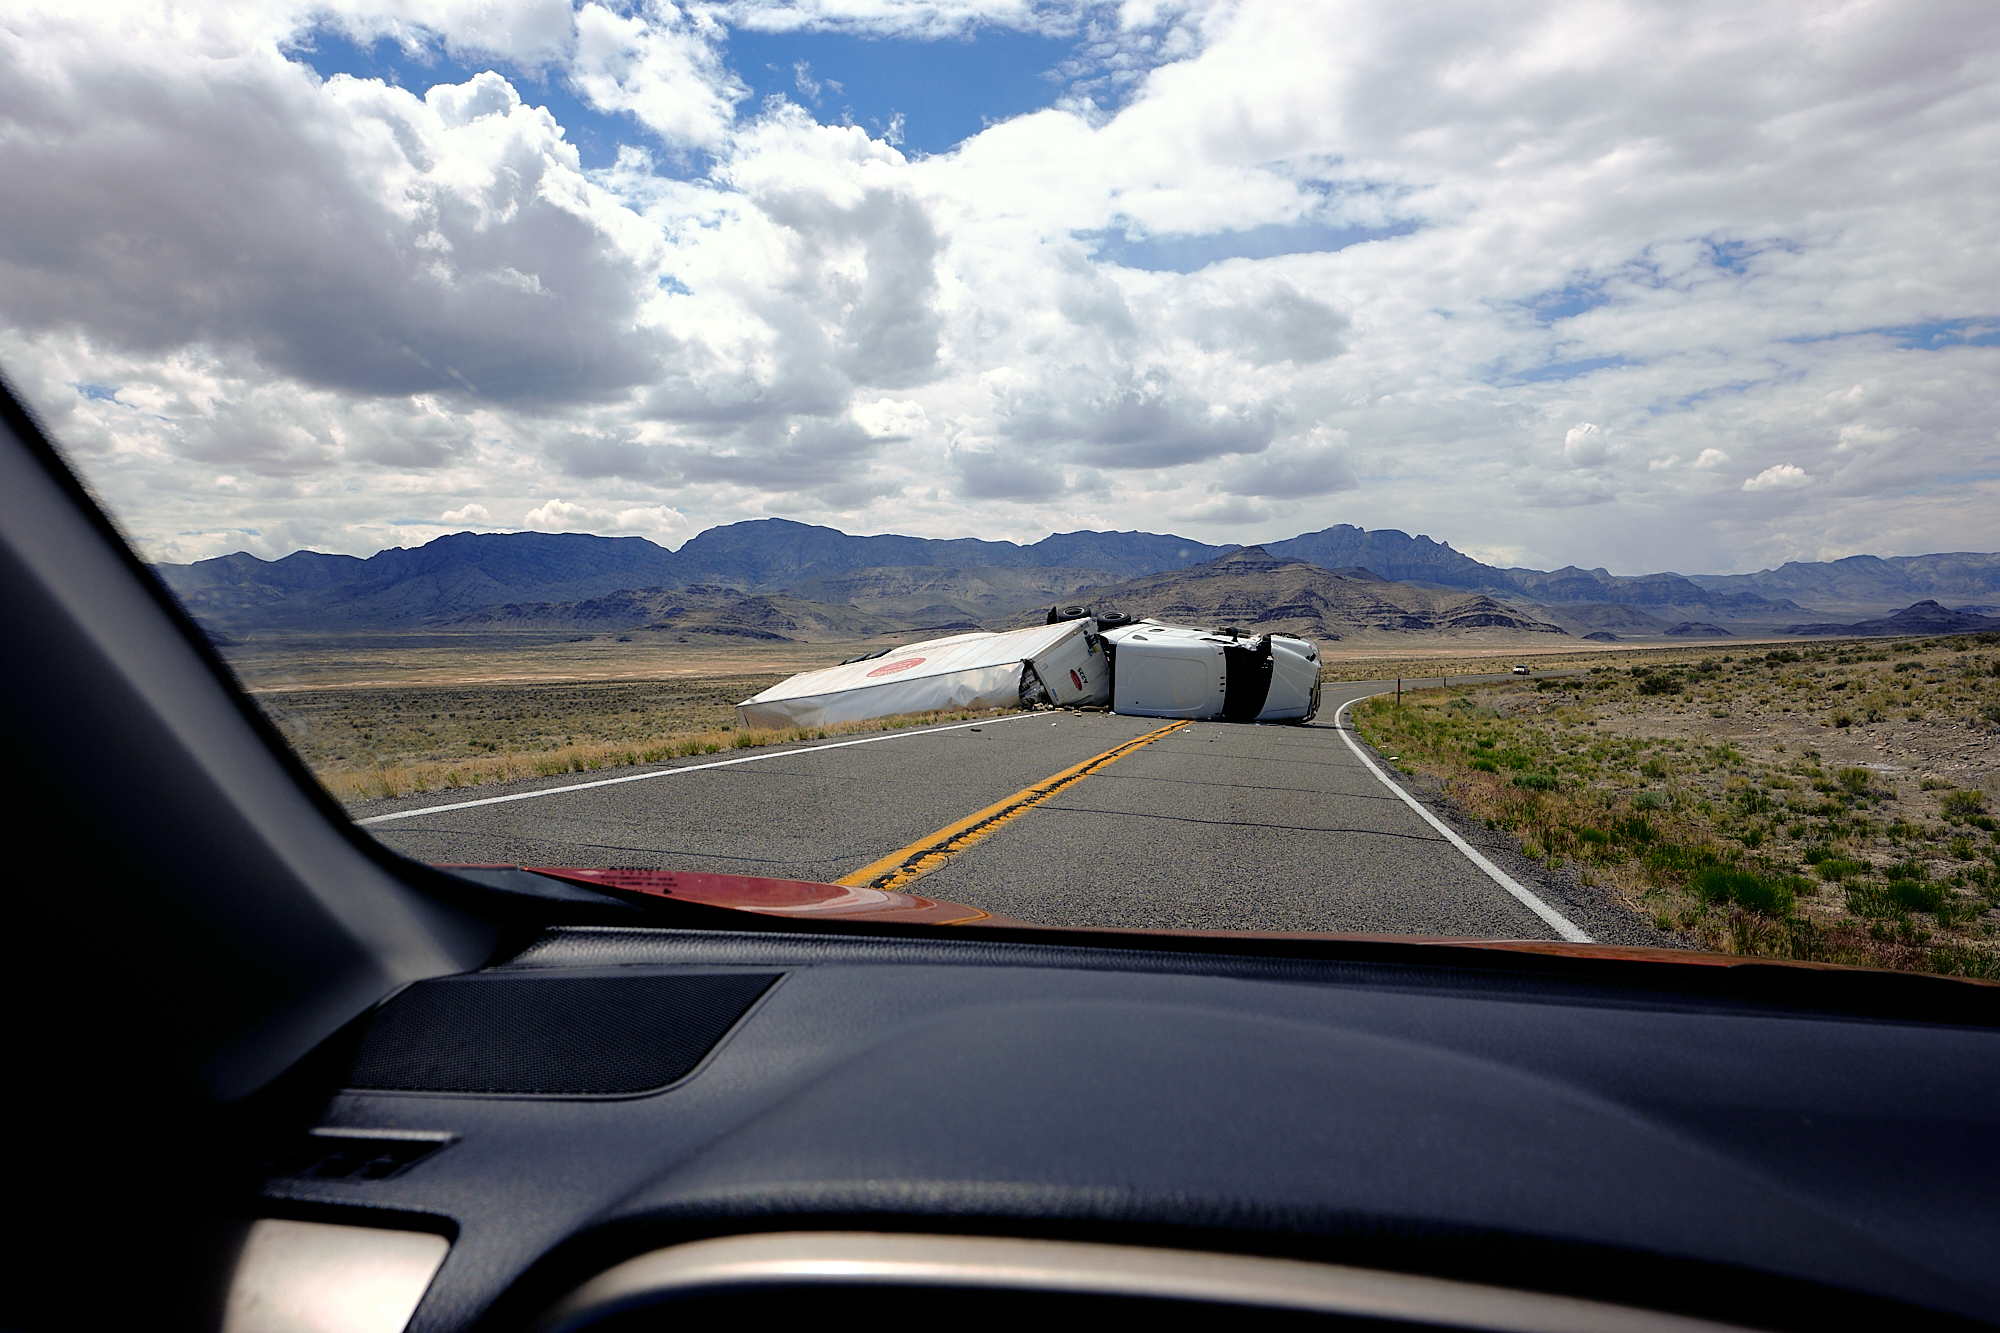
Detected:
[1354,646,2000,977]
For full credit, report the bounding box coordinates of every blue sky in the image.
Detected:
[725,26,1077,155]
[291,19,1083,164]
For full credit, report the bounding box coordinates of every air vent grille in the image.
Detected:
[268,1134,447,1181]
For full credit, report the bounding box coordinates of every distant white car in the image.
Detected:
[1511,664,1531,674]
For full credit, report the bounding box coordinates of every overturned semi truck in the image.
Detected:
[735,611,1319,729]
[1098,619,1321,722]
[734,619,1111,730]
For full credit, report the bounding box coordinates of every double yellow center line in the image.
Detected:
[837,719,1192,893]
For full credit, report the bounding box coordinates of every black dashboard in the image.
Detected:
[248,920,2000,1331]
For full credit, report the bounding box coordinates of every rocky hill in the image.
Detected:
[1694,553,2000,615]
[776,565,1116,622]
[1028,547,1569,642]
[1784,601,2000,637]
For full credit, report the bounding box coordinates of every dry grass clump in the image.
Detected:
[1354,632,2000,978]
[319,707,1019,802]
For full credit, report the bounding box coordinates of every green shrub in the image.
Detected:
[1845,884,1890,918]
[1633,791,1668,811]
[1612,816,1656,843]
[1643,841,1724,877]
[1942,789,1988,819]
[1927,945,2000,980]
[1837,767,1871,794]
[1691,867,1799,916]
[1887,879,1950,913]
[1513,771,1559,790]
[1637,674,1681,695]
[1736,789,1774,816]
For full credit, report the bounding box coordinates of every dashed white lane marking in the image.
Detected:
[1332,695,1593,943]
[355,712,1044,826]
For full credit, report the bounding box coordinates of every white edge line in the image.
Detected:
[1333,695,1592,944]
[355,712,1043,825]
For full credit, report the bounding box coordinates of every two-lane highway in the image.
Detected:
[357,676,1650,941]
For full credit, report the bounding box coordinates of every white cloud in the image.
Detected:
[1743,463,1812,491]
[853,397,930,438]
[523,496,691,542]
[439,502,491,522]
[570,1,745,151]
[1,0,1996,573]
[1562,422,1607,468]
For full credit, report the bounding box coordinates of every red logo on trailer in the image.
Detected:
[1070,669,1085,691]
[866,657,927,677]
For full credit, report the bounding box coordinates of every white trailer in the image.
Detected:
[1099,620,1320,722]
[736,619,1110,730]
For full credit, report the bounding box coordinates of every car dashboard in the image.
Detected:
[234,919,1998,1332]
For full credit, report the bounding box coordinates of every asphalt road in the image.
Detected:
[358,671,1661,942]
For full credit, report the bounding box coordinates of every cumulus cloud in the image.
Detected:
[439,502,491,522]
[317,0,578,67]
[523,496,691,541]
[998,382,1276,470]
[1743,463,1812,491]
[1221,427,1356,497]
[853,397,929,438]
[1562,423,1607,469]
[952,446,1067,501]
[570,1,744,151]
[0,0,1995,570]
[0,39,665,404]
[1195,281,1348,366]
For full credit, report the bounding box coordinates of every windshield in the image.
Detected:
[4,1,1995,975]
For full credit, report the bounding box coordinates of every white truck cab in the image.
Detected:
[1100,620,1320,722]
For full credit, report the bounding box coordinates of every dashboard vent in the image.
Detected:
[268,1133,448,1181]
[345,972,780,1095]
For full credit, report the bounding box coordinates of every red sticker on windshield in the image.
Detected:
[867,656,926,677]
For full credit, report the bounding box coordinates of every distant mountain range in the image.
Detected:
[155,517,2000,640]
[1003,547,1569,642]
[1783,600,2000,637]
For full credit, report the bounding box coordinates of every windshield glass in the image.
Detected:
[5,1,1996,974]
